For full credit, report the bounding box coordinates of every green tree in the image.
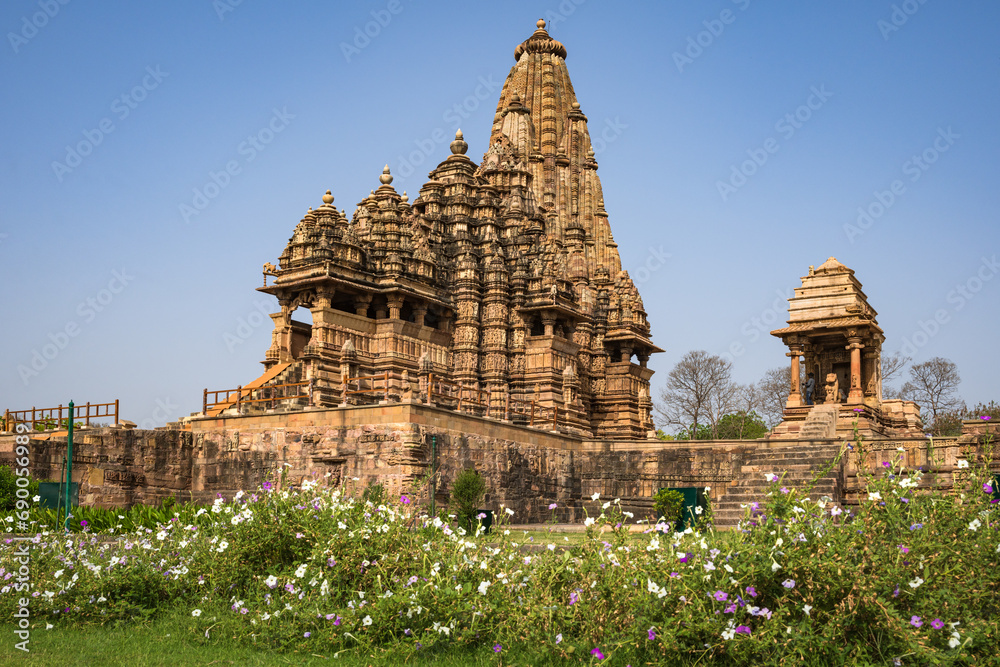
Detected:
[450,468,486,533]
[715,410,769,440]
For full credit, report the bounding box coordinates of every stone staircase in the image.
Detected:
[713,440,845,529]
[799,404,839,439]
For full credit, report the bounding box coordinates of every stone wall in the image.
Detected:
[2,407,996,524]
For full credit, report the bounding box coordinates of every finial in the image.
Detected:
[536,18,546,30]
[571,102,580,110]
[322,189,334,205]
[450,129,468,155]
[512,92,520,102]
[401,191,408,203]
[587,149,596,159]
[379,165,393,185]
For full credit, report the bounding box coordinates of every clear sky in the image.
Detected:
[2,1,998,428]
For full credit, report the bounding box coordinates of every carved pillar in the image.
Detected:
[847,337,864,403]
[412,302,428,327]
[542,313,556,336]
[353,293,373,317]
[786,344,803,408]
[386,294,405,320]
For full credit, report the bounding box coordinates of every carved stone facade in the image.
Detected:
[770,258,924,438]
[257,20,661,439]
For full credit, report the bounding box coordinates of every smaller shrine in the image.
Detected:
[769,258,923,439]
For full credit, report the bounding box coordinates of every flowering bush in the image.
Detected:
[2,453,998,664]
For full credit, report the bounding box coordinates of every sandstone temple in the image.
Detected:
[3,21,996,527]
[255,19,659,440]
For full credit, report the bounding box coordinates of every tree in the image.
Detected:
[450,468,487,532]
[715,410,769,440]
[900,357,963,427]
[756,366,799,429]
[654,350,736,439]
[881,352,911,399]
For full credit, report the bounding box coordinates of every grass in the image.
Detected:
[3,606,569,666]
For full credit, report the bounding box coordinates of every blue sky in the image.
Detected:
[2,1,997,428]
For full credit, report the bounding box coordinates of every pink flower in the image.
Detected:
[910,616,922,628]
[931,618,944,629]
[735,625,752,635]
[401,494,411,505]
[548,503,558,510]
[591,648,605,660]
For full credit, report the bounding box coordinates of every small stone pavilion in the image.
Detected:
[253,19,661,439]
[769,257,923,439]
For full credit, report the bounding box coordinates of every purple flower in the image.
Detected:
[334,616,341,626]
[493,644,502,653]
[714,590,728,602]
[401,494,411,505]
[780,487,789,494]
[931,618,944,629]
[569,591,579,605]
[295,533,304,539]
[899,545,909,554]
[853,408,864,413]
[984,483,994,494]
[262,481,273,491]
[548,503,558,510]
[745,586,757,598]
[304,632,310,638]
[648,628,656,640]
[782,579,795,589]
[981,415,992,420]
[591,648,605,660]
[735,625,752,635]
[892,585,900,598]
[910,616,922,628]
[910,523,923,531]
[882,461,891,468]
[80,520,88,527]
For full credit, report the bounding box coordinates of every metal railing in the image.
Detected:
[203,381,312,414]
[3,400,119,432]
[344,372,391,403]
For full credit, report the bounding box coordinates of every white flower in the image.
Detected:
[949,632,961,648]
[868,492,882,501]
[192,609,202,617]
[547,544,555,551]
[478,581,490,595]
[295,564,308,578]
[216,540,229,553]
[264,575,278,588]
[803,604,812,616]
[831,506,843,517]
[505,508,514,516]
[909,577,924,588]
[54,569,64,579]
[957,459,969,469]
[362,615,372,626]
[602,501,611,510]
[968,519,981,532]
[156,531,167,540]
[695,506,703,515]
[32,495,40,503]
[765,473,778,482]
[704,486,711,493]
[584,517,596,527]
[703,561,715,571]
[771,561,781,572]
[591,492,600,501]
[46,623,53,630]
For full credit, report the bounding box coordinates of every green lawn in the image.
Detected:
[3,609,574,666]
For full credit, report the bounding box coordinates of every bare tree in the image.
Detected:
[653,350,736,438]
[900,357,963,424]
[881,351,911,399]
[756,366,799,429]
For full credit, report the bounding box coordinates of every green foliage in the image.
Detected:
[715,410,769,440]
[0,464,41,512]
[654,428,674,441]
[929,401,1000,436]
[449,468,486,532]
[651,488,684,525]
[676,423,711,440]
[3,458,1000,665]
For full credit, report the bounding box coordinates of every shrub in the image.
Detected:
[450,468,486,532]
[651,488,685,525]
[0,464,40,512]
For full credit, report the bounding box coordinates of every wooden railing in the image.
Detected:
[2,400,119,432]
[203,380,312,414]
[344,372,391,403]
[426,374,561,430]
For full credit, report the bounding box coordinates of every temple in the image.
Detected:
[769,257,923,439]
[255,20,661,439]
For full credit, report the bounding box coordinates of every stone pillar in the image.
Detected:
[542,313,556,336]
[387,294,404,320]
[847,337,864,403]
[354,293,373,317]
[786,345,803,408]
[412,302,428,327]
